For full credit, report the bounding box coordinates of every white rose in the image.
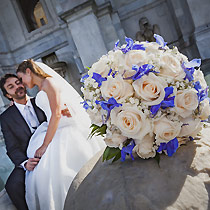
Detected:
[199,99,210,120]
[194,69,207,89]
[174,89,199,118]
[179,116,202,137]
[125,50,148,71]
[159,53,185,80]
[154,116,182,144]
[142,42,162,54]
[104,132,127,148]
[110,104,151,140]
[89,56,110,77]
[133,134,156,159]
[172,47,188,63]
[100,75,134,101]
[132,73,167,106]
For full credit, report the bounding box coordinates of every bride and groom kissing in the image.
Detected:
[0,59,105,210]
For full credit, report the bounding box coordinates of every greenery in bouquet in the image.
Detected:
[81,34,210,162]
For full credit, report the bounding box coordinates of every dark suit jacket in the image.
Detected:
[0,98,46,166]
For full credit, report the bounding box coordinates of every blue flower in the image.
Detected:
[92,72,107,87]
[108,69,118,78]
[194,81,208,103]
[124,64,156,80]
[80,100,91,110]
[182,59,201,82]
[150,87,175,116]
[95,97,122,122]
[189,136,194,141]
[121,140,135,161]
[80,74,89,83]
[154,34,167,48]
[114,40,120,50]
[183,59,201,69]
[120,37,145,54]
[157,138,179,157]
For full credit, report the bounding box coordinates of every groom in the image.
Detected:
[0,73,46,210]
[0,73,71,210]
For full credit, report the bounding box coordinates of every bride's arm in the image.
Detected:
[34,78,61,158]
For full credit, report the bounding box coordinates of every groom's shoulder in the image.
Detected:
[0,105,16,120]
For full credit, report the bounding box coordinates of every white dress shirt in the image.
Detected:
[14,99,40,133]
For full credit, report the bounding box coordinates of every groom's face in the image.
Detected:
[4,77,26,100]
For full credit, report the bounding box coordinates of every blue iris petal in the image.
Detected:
[161,96,175,109]
[150,87,175,116]
[164,86,174,98]
[108,69,118,78]
[189,136,194,141]
[115,40,120,49]
[121,37,134,53]
[121,140,135,161]
[80,100,90,110]
[157,138,179,157]
[92,72,107,87]
[132,44,146,50]
[80,74,89,83]
[184,67,195,81]
[182,59,201,82]
[124,64,155,80]
[150,104,161,116]
[96,97,122,122]
[154,34,167,48]
[108,69,112,76]
[194,81,209,102]
[184,59,201,68]
[120,37,145,53]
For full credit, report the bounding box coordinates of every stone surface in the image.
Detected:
[64,125,210,210]
[0,189,16,210]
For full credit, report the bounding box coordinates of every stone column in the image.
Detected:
[167,0,200,59]
[96,2,119,51]
[186,0,210,60]
[61,4,107,68]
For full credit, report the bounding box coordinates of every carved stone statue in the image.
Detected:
[135,17,160,42]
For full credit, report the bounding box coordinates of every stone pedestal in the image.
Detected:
[64,125,210,210]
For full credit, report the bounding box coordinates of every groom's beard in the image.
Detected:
[12,87,27,100]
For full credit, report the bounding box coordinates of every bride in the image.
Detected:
[16,59,105,210]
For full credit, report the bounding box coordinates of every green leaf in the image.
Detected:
[88,124,107,139]
[103,146,110,162]
[112,151,121,163]
[85,66,91,70]
[102,146,121,163]
[154,152,160,167]
[106,148,121,160]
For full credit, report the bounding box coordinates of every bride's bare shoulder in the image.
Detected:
[41,77,58,91]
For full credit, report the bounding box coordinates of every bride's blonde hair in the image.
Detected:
[16,59,51,78]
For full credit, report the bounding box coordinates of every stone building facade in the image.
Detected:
[0,0,210,189]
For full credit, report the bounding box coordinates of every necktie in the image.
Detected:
[24,105,39,130]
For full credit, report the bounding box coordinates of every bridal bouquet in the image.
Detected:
[81,34,210,162]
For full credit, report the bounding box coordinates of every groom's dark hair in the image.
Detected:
[0,74,18,100]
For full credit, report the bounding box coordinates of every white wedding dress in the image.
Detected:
[25,63,105,210]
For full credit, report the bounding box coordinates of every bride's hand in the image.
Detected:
[34,144,48,158]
